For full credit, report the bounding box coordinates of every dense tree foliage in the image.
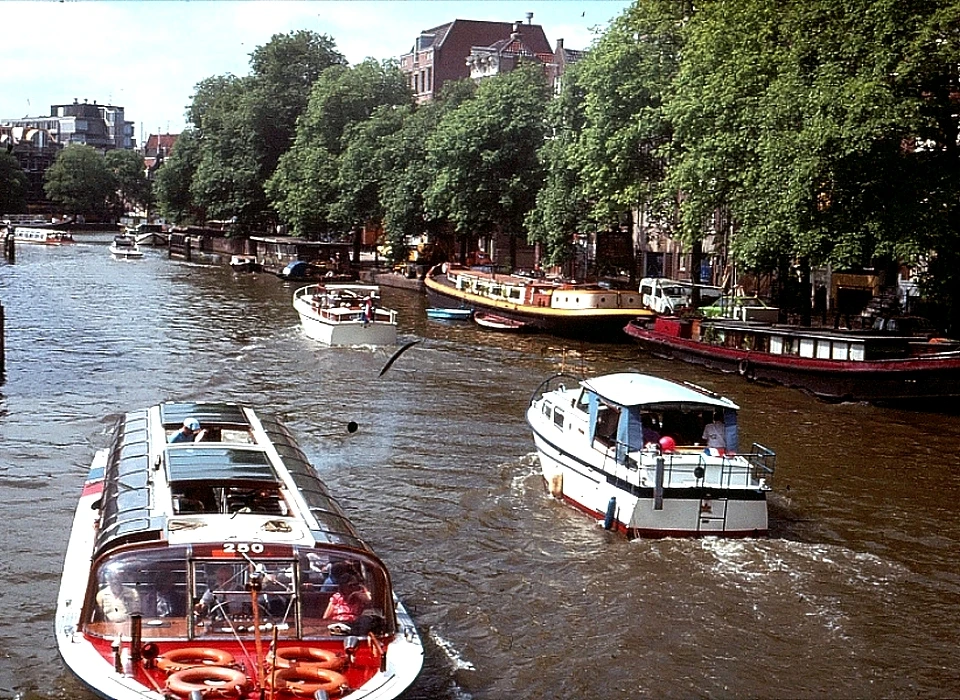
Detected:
[267,59,411,237]
[43,145,115,219]
[153,129,202,224]
[0,151,28,214]
[424,64,550,267]
[146,2,960,325]
[105,148,152,216]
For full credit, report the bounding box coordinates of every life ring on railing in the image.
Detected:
[269,666,347,697]
[737,358,755,380]
[166,666,247,697]
[929,337,950,344]
[270,646,345,671]
[157,647,236,674]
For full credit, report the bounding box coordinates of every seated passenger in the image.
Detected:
[97,572,141,622]
[322,574,370,633]
[168,418,206,443]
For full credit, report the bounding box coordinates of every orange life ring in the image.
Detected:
[270,646,345,671]
[270,666,346,697]
[157,647,236,674]
[166,665,247,697]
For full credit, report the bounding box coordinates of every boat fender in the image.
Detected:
[270,646,346,671]
[548,472,563,498]
[166,665,248,697]
[737,358,755,380]
[603,497,617,530]
[157,647,236,674]
[269,666,347,697]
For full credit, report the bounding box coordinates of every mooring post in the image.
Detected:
[1,301,6,377]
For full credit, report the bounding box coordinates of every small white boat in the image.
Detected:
[109,234,144,259]
[426,307,473,320]
[12,226,74,245]
[56,401,424,700]
[474,312,530,332]
[294,284,398,346]
[129,223,168,247]
[527,372,775,538]
[230,254,261,272]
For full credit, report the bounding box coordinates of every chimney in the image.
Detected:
[526,11,533,24]
[557,38,564,50]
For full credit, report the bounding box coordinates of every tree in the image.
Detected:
[267,59,411,238]
[43,144,115,219]
[184,31,346,234]
[154,129,202,224]
[105,148,151,216]
[526,63,590,265]
[425,64,550,267]
[0,151,28,214]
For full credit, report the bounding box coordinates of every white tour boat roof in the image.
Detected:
[580,372,739,411]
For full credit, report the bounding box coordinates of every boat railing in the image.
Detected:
[529,373,581,406]
[618,444,775,489]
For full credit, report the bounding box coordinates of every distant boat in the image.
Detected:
[426,307,473,320]
[12,226,74,245]
[127,223,168,247]
[424,263,652,340]
[229,254,261,273]
[109,234,144,259]
[293,283,398,346]
[624,315,960,404]
[474,312,531,332]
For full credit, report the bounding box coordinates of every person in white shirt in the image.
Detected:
[702,411,726,450]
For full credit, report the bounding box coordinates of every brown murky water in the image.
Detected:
[1,234,958,699]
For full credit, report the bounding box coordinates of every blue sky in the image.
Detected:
[2,1,631,144]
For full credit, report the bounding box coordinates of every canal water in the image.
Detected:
[1,233,959,699]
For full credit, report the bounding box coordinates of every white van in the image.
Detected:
[639,278,723,314]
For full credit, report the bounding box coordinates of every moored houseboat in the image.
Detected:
[424,264,652,341]
[56,401,423,700]
[12,226,75,245]
[624,316,960,403]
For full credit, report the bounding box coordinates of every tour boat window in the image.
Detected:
[86,548,191,637]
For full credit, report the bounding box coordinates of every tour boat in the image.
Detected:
[424,264,652,341]
[527,372,775,538]
[624,316,960,403]
[110,234,145,259]
[56,401,423,700]
[12,226,74,245]
[293,284,397,346]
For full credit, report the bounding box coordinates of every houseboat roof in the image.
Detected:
[581,372,738,411]
[94,401,367,561]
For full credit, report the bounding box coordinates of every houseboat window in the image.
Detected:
[770,336,784,354]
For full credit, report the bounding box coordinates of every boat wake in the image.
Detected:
[429,629,476,672]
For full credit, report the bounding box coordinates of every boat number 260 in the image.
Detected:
[222,543,265,554]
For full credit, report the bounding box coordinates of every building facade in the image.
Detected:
[2,99,135,151]
[399,17,552,103]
